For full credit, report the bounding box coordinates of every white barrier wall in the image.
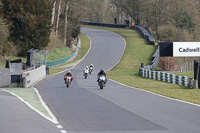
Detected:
[22,65,46,88]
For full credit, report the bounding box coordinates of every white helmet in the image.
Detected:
[86,66,89,69]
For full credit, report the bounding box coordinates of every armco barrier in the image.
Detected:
[46,37,80,67]
[80,21,126,28]
[22,65,46,88]
[139,68,194,88]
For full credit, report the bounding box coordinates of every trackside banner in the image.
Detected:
[173,42,200,57]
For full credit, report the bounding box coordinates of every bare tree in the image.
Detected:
[64,0,69,46]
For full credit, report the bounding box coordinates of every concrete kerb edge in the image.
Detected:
[1,88,58,124]
[108,78,200,108]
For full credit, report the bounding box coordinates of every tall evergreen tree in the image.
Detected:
[2,0,53,56]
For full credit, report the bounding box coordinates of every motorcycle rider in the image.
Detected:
[84,66,89,71]
[89,64,94,74]
[97,69,107,84]
[89,64,94,69]
[64,71,74,84]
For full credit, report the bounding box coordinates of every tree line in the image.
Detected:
[1,0,200,57]
[0,0,80,56]
[79,0,200,42]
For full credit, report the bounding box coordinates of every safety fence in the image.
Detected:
[80,21,126,28]
[80,21,155,45]
[46,37,80,67]
[139,68,194,88]
[178,61,194,72]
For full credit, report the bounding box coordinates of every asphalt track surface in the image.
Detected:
[35,28,200,133]
[0,89,60,133]
[0,67,10,88]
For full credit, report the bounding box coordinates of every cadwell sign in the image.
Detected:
[173,42,200,57]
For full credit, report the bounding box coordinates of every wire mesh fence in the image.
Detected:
[26,48,48,70]
[46,37,80,67]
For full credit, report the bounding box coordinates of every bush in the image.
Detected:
[158,25,177,41]
[159,57,175,71]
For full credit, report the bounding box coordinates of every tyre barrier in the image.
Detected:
[139,68,194,88]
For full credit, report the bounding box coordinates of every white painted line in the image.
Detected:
[60,130,67,133]
[33,88,58,124]
[108,78,200,107]
[56,125,63,129]
[2,88,58,124]
[107,31,126,71]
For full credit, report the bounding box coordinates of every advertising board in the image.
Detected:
[173,42,200,57]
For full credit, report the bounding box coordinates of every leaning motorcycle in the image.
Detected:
[83,69,89,79]
[65,76,72,88]
[98,75,106,89]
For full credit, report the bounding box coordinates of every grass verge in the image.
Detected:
[170,71,194,78]
[3,88,51,118]
[48,32,90,75]
[82,25,200,105]
[47,46,70,61]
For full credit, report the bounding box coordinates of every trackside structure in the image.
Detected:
[139,68,193,88]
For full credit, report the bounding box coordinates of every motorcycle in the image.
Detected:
[89,66,94,75]
[65,76,72,88]
[83,69,89,79]
[98,75,106,89]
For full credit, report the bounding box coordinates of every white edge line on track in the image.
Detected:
[106,30,126,72]
[108,78,200,108]
[1,88,58,124]
[33,87,58,124]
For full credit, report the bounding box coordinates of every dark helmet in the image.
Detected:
[100,69,104,72]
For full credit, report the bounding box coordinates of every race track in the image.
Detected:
[35,27,200,133]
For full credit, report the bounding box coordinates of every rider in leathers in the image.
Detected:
[64,71,74,84]
[97,69,107,84]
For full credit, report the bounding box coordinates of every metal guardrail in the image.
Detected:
[80,21,126,28]
[46,37,80,67]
